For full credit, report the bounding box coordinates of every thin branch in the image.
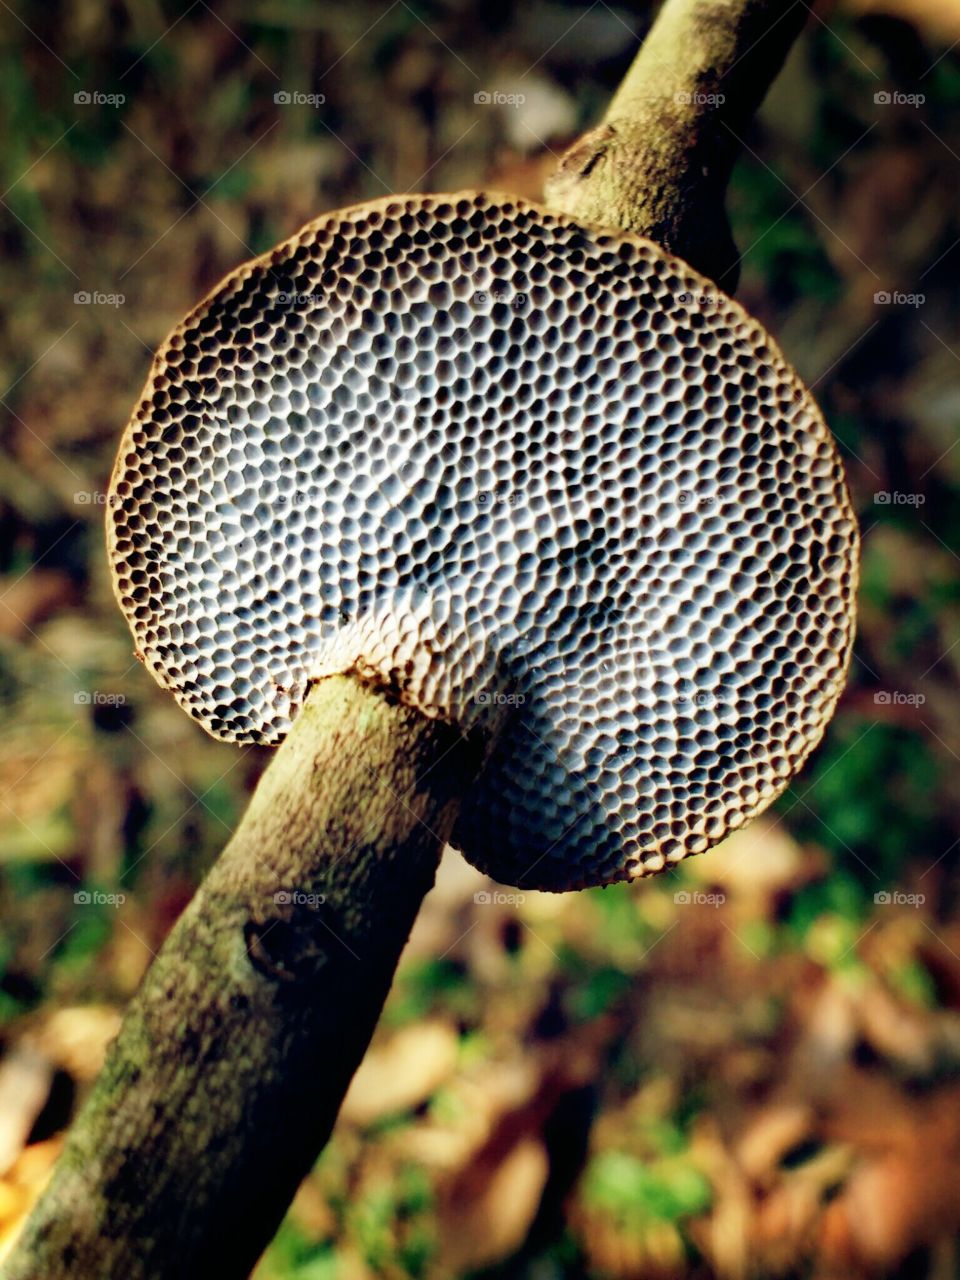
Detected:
[544,0,808,286]
[1,677,486,1279]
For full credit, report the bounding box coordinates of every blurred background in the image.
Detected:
[1,0,959,1276]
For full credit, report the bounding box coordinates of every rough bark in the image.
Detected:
[1,676,486,1280]
[2,2,810,1277]
[544,0,808,288]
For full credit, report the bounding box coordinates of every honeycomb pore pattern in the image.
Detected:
[108,191,859,891]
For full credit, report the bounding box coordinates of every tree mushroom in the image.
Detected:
[6,6,860,1273]
[108,190,858,892]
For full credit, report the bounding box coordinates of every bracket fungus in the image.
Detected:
[108,191,858,892]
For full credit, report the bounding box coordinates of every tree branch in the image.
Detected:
[2,2,809,1276]
[1,677,486,1279]
[543,0,808,288]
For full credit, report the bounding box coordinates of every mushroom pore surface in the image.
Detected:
[108,191,858,891]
